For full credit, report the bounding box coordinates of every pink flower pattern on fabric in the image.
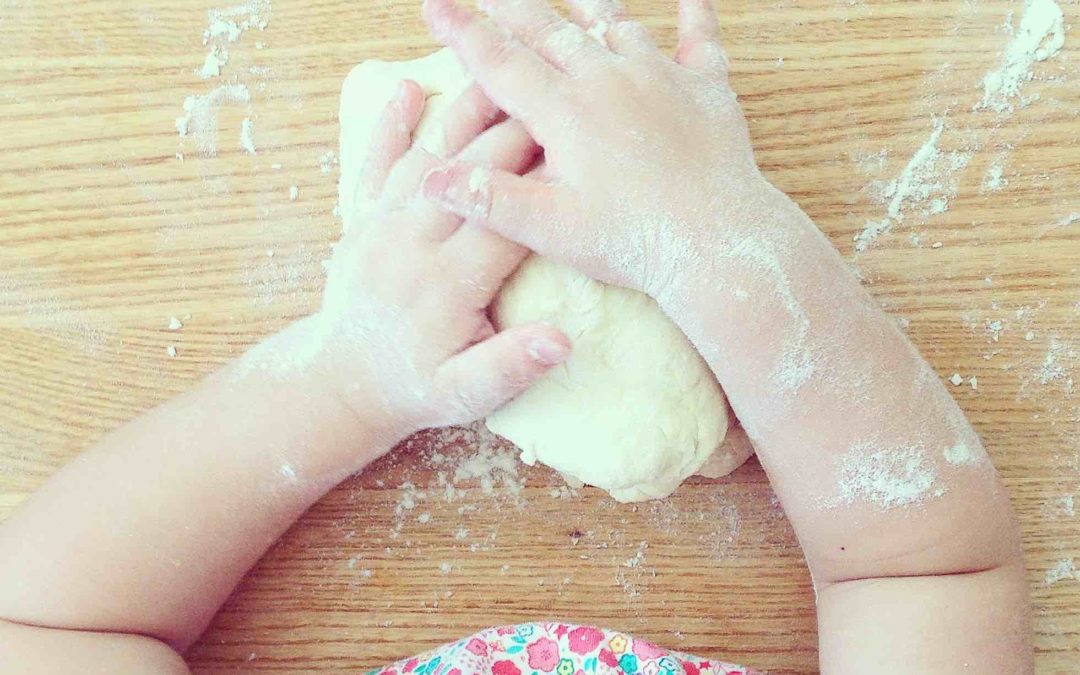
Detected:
[528,637,561,671]
[367,623,758,675]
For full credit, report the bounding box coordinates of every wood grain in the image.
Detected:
[1,1,1079,673]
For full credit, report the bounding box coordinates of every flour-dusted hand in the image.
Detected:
[420,0,770,298]
[318,81,570,442]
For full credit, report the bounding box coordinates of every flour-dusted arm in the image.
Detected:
[419,0,1031,670]
[0,82,568,670]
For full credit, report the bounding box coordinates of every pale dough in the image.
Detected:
[339,49,753,502]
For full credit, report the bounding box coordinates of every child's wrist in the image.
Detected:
[233,319,408,467]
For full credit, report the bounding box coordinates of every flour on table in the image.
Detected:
[978,0,1066,113]
[338,49,748,502]
[176,84,253,156]
[240,116,256,155]
[855,120,970,252]
[176,1,269,155]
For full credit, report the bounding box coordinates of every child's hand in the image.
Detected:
[420,0,771,298]
[313,82,570,446]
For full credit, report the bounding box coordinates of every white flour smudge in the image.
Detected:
[855,120,970,252]
[176,1,270,155]
[978,0,1066,113]
[834,442,940,509]
[1044,557,1077,586]
[175,84,252,156]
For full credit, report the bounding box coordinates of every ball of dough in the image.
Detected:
[338,49,752,502]
[487,257,731,502]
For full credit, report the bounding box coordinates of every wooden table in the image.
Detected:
[2,1,1078,672]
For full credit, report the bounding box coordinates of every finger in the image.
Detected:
[442,223,529,301]
[564,0,626,24]
[434,323,570,422]
[563,0,658,57]
[421,161,578,256]
[478,0,610,72]
[416,119,540,241]
[675,0,729,76]
[422,0,570,144]
[457,118,540,177]
[356,80,426,202]
[424,83,503,159]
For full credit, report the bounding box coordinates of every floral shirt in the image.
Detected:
[369,623,758,675]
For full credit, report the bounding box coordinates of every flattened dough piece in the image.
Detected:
[338,49,753,502]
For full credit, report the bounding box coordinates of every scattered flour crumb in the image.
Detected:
[240,117,256,155]
[320,150,338,174]
[1042,494,1076,519]
[1044,558,1077,586]
[417,512,431,524]
[289,185,299,201]
[983,163,1007,192]
[1025,330,1036,341]
[166,345,178,358]
[168,316,183,330]
[175,84,252,156]
[1038,339,1075,386]
[950,373,964,386]
[439,562,453,575]
[931,241,944,249]
[969,376,978,390]
[1036,212,1080,238]
[197,50,228,79]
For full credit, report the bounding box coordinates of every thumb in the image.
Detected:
[421,161,578,256]
[433,323,571,424]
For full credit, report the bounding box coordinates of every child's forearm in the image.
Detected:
[660,183,1030,670]
[661,182,1021,578]
[0,318,390,652]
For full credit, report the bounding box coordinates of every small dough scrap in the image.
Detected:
[338,49,753,502]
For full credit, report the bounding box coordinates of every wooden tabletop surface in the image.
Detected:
[2,0,1079,672]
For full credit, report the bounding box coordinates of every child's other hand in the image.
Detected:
[420,0,772,298]
[315,82,570,446]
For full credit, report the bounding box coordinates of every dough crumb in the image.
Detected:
[166,345,178,358]
[289,185,299,201]
[168,316,183,331]
[949,373,964,386]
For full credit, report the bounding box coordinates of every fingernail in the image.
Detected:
[422,167,453,201]
[527,336,570,366]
